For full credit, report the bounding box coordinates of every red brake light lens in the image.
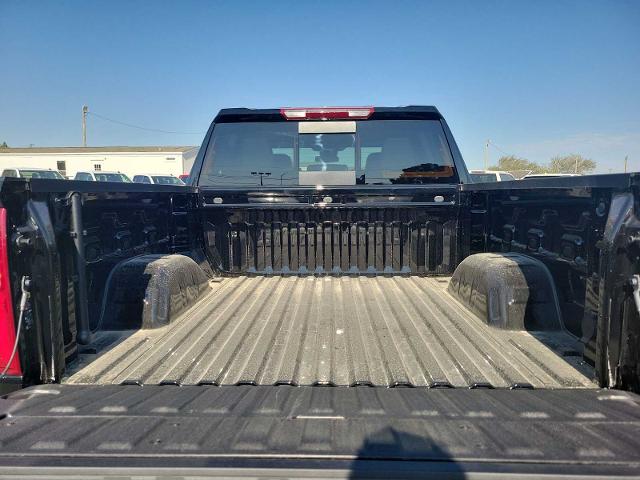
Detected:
[0,207,21,377]
[280,107,374,121]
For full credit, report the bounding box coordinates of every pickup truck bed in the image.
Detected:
[3,107,639,477]
[66,276,594,388]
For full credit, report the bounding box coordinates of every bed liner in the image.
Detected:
[66,276,594,388]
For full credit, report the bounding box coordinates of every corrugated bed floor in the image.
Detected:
[66,276,595,388]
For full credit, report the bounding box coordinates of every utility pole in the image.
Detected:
[251,171,271,186]
[624,155,628,173]
[82,105,88,147]
[484,139,489,170]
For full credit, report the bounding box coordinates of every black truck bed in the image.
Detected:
[66,276,594,388]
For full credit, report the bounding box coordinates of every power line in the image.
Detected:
[484,139,516,169]
[87,111,205,135]
[487,140,513,157]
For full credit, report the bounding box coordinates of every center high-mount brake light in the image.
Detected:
[0,207,21,377]
[280,107,374,121]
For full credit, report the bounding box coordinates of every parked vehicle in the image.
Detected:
[522,172,581,179]
[0,106,639,477]
[74,171,132,182]
[1,167,65,179]
[179,173,190,182]
[133,173,186,185]
[469,169,516,182]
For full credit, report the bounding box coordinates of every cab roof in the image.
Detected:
[213,106,443,123]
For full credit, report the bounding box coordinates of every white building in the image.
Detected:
[0,146,199,179]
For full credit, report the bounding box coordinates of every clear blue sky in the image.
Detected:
[1,0,639,172]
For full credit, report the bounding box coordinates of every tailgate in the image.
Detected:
[0,384,639,477]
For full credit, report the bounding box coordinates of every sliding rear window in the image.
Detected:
[199,119,457,187]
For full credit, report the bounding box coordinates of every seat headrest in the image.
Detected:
[365,152,384,169]
[239,137,272,162]
[364,152,386,182]
[269,153,293,172]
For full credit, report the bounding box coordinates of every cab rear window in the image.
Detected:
[200,120,457,186]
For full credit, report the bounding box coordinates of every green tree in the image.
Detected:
[0,142,8,148]
[546,154,596,174]
[489,155,544,175]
